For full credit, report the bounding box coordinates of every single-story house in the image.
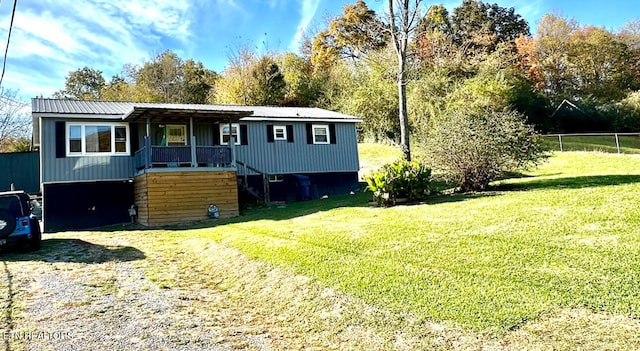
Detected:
[32,98,362,232]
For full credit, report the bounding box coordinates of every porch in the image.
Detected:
[125,105,251,226]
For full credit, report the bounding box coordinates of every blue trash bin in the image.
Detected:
[293,174,311,201]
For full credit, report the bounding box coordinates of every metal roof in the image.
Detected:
[31,98,362,122]
[32,98,135,115]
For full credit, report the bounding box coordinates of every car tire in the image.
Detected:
[0,209,16,238]
[28,217,41,252]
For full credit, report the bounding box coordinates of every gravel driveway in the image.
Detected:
[0,238,236,351]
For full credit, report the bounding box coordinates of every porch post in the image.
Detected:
[145,117,151,169]
[190,117,197,167]
[229,120,236,167]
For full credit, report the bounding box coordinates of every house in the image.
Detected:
[31,98,362,232]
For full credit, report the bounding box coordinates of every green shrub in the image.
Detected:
[365,160,432,206]
[425,107,546,192]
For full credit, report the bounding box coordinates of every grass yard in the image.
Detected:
[4,150,640,349]
[357,142,403,179]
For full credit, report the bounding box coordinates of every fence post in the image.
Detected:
[615,133,620,154]
[558,135,563,152]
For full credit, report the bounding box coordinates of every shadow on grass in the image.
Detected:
[80,192,374,233]
[0,239,146,263]
[495,174,640,191]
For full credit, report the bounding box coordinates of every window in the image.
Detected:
[115,126,127,152]
[68,125,82,153]
[268,174,284,182]
[312,124,330,144]
[273,126,287,140]
[66,123,129,156]
[166,125,186,146]
[220,123,240,145]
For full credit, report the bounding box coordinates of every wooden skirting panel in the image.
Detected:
[134,170,239,226]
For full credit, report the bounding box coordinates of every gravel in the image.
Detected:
[0,243,239,351]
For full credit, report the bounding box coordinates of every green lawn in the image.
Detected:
[27,151,640,349]
[357,142,403,178]
[205,152,640,334]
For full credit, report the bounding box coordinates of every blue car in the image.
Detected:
[0,191,41,251]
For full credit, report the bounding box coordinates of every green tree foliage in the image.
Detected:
[278,52,320,106]
[133,51,217,103]
[415,5,458,69]
[248,56,287,105]
[311,0,387,70]
[425,107,545,192]
[568,26,634,103]
[335,49,398,141]
[181,59,218,103]
[54,67,106,100]
[450,0,529,56]
[214,51,287,106]
[58,51,216,103]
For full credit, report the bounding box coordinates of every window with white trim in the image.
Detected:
[312,124,330,144]
[273,125,287,140]
[268,174,284,182]
[220,123,240,145]
[67,123,130,156]
[166,125,187,146]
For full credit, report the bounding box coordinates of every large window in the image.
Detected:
[220,123,240,145]
[67,123,129,156]
[312,124,330,144]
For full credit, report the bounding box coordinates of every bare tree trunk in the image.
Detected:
[397,50,411,160]
[388,0,421,161]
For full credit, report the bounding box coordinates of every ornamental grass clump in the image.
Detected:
[365,160,431,206]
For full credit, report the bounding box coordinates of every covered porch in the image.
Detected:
[127,105,251,171]
[124,105,253,226]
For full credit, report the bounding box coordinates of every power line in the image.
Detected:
[0,0,18,89]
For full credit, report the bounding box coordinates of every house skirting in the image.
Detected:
[134,170,239,226]
[42,180,134,233]
[243,171,359,203]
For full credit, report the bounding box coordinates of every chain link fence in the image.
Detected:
[542,133,640,154]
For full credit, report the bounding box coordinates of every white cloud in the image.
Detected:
[0,0,200,99]
[289,0,321,52]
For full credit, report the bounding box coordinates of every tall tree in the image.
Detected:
[387,0,423,160]
[181,59,218,104]
[54,67,106,100]
[414,5,456,68]
[278,52,318,106]
[135,50,184,102]
[213,48,258,105]
[311,0,387,70]
[248,56,287,105]
[451,0,529,56]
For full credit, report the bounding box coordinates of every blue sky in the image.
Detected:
[0,0,637,100]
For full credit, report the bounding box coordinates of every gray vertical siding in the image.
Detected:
[235,121,360,174]
[132,122,214,147]
[42,118,359,183]
[41,118,134,183]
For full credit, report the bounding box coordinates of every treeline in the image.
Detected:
[55,0,640,138]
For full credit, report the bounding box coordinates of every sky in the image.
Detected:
[0,0,637,101]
